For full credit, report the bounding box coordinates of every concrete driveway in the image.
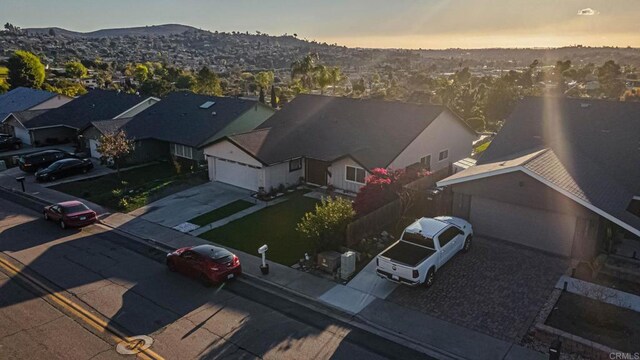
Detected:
[0,158,113,188]
[387,237,568,342]
[128,181,254,228]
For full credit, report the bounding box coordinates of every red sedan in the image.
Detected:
[166,245,242,286]
[43,201,97,229]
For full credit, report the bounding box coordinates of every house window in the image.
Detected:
[346,165,366,184]
[173,144,193,159]
[420,155,431,170]
[438,149,449,161]
[289,158,302,172]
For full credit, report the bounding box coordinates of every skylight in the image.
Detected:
[200,101,216,109]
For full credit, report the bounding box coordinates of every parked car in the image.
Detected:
[43,200,97,229]
[376,216,473,287]
[35,158,93,182]
[0,135,22,151]
[18,150,74,173]
[166,245,242,286]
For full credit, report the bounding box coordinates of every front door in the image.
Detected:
[305,158,329,186]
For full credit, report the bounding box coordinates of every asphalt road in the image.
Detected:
[0,197,433,360]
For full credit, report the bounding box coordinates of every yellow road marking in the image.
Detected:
[0,256,164,360]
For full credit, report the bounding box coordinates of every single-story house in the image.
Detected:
[202,94,477,192]
[0,87,72,138]
[437,97,640,260]
[79,91,274,165]
[3,89,158,146]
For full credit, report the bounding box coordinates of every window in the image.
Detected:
[438,149,449,161]
[173,144,193,159]
[346,165,366,184]
[420,155,431,170]
[289,158,302,172]
[438,227,460,247]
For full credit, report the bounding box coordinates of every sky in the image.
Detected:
[2,0,640,49]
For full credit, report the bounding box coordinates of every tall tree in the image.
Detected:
[133,64,149,83]
[314,65,331,95]
[175,73,196,90]
[255,71,274,92]
[195,66,222,96]
[329,67,343,95]
[0,78,9,94]
[7,51,45,89]
[597,60,625,99]
[65,61,88,79]
[291,53,319,89]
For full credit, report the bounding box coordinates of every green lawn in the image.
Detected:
[189,200,254,226]
[51,163,207,212]
[199,192,319,266]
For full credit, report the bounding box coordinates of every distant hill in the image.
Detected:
[24,24,199,38]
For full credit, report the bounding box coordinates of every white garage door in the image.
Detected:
[14,127,31,145]
[89,139,101,158]
[470,196,577,256]
[214,158,261,191]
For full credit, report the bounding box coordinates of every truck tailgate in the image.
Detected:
[377,256,415,280]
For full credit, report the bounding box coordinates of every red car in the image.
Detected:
[166,245,242,286]
[43,201,97,229]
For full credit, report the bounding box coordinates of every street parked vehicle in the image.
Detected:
[166,244,242,286]
[0,135,22,151]
[376,216,473,287]
[43,200,97,229]
[35,158,93,182]
[18,149,74,173]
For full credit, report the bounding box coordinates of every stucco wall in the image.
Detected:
[328,157,369,194]
[389,110,475,172]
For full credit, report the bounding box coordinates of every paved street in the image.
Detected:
[0,197,430,360]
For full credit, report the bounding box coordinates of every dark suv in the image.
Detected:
[18,150,74,173]
[0,135,22,151]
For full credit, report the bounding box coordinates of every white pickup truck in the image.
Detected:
[376,216,473,287]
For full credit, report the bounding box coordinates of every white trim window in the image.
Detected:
[345,165,366,184]
[289,158,302,172]
[438,149,449,162]
[173,144,193,159]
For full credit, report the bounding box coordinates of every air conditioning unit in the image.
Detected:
[341,251,356,280]
[317,251,341,274]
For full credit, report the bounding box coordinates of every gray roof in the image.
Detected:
[443,97,640,234]
[227,94,465,168]
[0,87,58,121]
[119,91,260,147]
[90,118,134,135]
[25,90,146,129]
[8,109,51,125]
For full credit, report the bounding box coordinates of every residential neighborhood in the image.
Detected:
[1,2,640,360]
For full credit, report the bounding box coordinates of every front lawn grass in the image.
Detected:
[546,292,640,352]
[199,192,318,266]
[189,200,254,226]
[51,162,207,212]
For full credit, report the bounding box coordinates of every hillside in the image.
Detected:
[24,24,199,38]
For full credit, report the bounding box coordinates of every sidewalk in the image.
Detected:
[1,183,546,360]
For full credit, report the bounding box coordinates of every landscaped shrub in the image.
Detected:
[296,197,355,253]
[352,167,428,216]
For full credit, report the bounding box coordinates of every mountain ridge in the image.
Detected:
[24,24,200,38]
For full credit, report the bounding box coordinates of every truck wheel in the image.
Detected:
[463,235,472,253]
[424,268,436,288]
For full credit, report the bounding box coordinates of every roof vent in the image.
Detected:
[211,111,217,116]
[200,101,216,109]
[581,103,591,108]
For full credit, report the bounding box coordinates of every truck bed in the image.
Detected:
[380,241,435,267]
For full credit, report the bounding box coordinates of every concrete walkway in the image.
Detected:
[0,181,546,360]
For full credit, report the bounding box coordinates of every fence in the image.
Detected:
[345,165,453,247]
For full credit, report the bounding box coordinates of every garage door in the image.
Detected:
[89,139,101,158]
[214,158,261,191]
[470,196,577,256]
[14,127,31,145]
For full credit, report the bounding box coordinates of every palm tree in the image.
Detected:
[315,65,331,95]
[329,67,343,95]
[291,53,318,89]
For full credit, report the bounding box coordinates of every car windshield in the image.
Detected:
[62,204,89,214]
[402,232,436,249]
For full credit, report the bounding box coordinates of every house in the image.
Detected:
[202,94,477,192]
[3,90,158,146]
[437,97,640,260]
[80,91,274,165]
[0,87,72,138]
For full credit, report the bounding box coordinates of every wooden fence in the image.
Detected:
[345,166,453,247]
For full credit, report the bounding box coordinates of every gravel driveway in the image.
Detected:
[387,237,568,341]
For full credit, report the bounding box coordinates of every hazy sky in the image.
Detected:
[3,0,639,49]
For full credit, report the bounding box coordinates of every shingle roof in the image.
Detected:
[441,96,640,235]
[25,90,145,129]
[119,91,259,147]
[9,109,51,125]
[0,87,58,121]
[227,94,461,168]
[90,118,134,135]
